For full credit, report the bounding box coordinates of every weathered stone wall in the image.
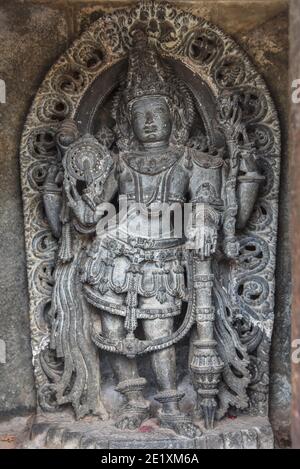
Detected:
[0,0,290,445]
[290,0,300,451]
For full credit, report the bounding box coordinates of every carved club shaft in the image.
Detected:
[190,257,224,430]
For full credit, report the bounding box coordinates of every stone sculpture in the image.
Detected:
[20,1,281,446]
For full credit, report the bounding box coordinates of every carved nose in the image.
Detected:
[145,113,154,125]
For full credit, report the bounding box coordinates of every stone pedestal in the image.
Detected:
[27,414,273,450]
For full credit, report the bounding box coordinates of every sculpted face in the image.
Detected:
[131,96,172,146]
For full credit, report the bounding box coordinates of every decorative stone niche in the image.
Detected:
[18,1,282,449]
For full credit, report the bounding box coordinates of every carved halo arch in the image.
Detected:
[20,1,281,415]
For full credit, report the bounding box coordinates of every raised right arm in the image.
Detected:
[66,163,118,227]
[43,119,79,238]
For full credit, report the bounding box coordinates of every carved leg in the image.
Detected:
[190,258,224,430]
[143,318,201,438]
[100,311,150,429]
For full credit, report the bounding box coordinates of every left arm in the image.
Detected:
[187,151,223,259]
[217,93,264,257]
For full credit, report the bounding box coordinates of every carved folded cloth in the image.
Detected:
[81,235,187,320]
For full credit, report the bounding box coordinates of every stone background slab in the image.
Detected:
[0,0,290,447]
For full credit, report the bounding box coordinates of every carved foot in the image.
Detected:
[159,413,202,439]
[115,408,149,430]
[115,378,150,430]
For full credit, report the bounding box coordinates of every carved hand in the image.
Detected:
[44,164,63,191]
[194,224,218,260]
[240,145,258,173]
[217,94,243,143]
[223,239,240,260]
[65,181,87,224]
[56,119,80,156]
[43,165,64,238]
[186,205,220,259]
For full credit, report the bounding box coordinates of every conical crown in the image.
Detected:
[125,29,174,105]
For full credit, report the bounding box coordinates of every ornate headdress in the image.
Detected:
[124,30,174,106]
[112,29,195,147]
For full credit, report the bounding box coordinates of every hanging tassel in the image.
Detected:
[124,306,138,333]
[58,194,73,263]
[58,221,73,263]
[124,271,139,333]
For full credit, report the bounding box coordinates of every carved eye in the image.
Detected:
[133,111,143,119]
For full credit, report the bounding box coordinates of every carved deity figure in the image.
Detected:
[42,30,264,437]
